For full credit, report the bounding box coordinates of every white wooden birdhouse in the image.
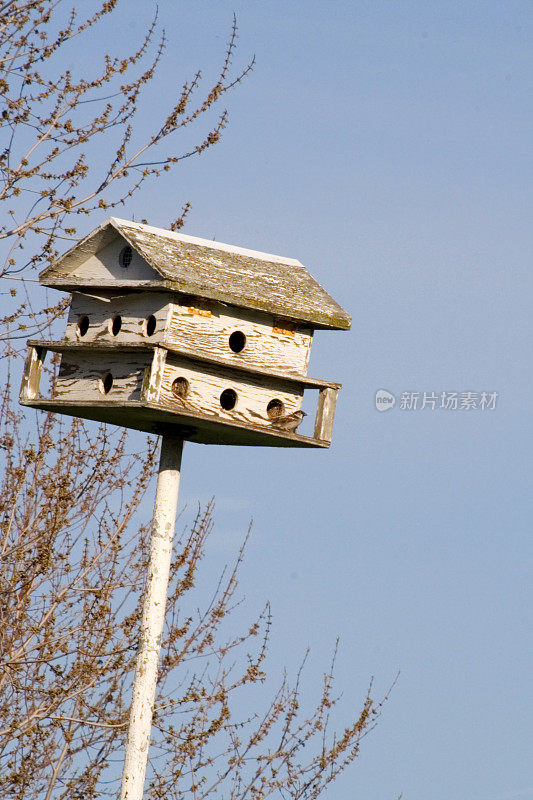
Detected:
[20,218,351,447]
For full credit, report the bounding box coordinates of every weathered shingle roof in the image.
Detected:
[40,218,351,330]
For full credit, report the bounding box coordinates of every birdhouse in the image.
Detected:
[20,218,351,447]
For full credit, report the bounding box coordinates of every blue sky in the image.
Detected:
[12,1,533,798]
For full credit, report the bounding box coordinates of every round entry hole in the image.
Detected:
[77,315,89,337]
[172,377,189,399]
[229,330,246,353]
[99,372,113,395]
[143,315,156,337]
[267,399,285,419]
[110,315,122,336]
[220,388,237,410]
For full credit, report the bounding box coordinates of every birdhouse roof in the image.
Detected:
[39,217,351,330]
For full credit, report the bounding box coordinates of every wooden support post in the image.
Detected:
[19,345,45,401]
[313,386,339,443]
[120,433,184,800]
[141,347,167,404]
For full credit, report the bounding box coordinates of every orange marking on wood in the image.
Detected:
[188,307,212,318]
[272,325,295,337]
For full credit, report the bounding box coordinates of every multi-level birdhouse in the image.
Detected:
[20,218,350,447]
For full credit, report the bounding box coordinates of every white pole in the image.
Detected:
[120,433,184,800]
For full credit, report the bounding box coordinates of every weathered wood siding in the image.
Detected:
[64,292,172,343]
[63,292,313,379]
[157,353,304,429]
[69,235,159,282]
[53,352,149,401]
[166,298,313,376]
